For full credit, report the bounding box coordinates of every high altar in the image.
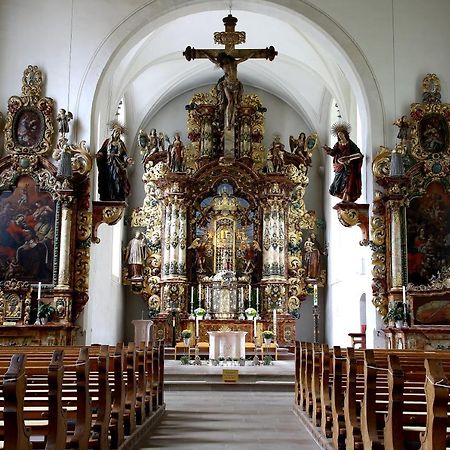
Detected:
[126,14,322,346]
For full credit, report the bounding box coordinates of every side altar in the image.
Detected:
[125,14,324,346]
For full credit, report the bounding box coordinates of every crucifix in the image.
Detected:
[183,14,277,158]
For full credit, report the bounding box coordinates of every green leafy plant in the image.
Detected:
[180,355,190,365]
[262,330,275,340]
[384,302,405,324]
[263,355,273,365]
[181,329,192,339]
[245,307,257,317]
[38,302,55,319]
[194,307,206,317]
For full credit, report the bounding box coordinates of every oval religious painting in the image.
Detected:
[13,107,45,148]
[419,113,448,153]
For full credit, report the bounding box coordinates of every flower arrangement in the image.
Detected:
[194,307,206,317]
[181,329,192,339]
[262,330,275,340]
[245,307,257,318]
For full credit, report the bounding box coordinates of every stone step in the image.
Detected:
[164,380,294,391]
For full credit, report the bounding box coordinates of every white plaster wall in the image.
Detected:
[84,221,125,345]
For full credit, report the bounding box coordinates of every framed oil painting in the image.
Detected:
[0,176,55,284]
[418,113,448,153]
[12,107,45,148]
[407,181,450,286]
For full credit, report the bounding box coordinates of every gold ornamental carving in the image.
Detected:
[77,211,92,242]
[372,146,392,180]
[92,201,126,244]
[333,203,369,246]
[4,66,55,156]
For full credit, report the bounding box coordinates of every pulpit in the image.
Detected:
[132,319,153,345]
[208,331,247,359]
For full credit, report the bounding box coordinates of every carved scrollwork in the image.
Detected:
[370,196,388,316]
[92,201,126,244]
[77,211,92,242]
[334,203,369,245]
[74,249,90,293]
[372,146,391,180]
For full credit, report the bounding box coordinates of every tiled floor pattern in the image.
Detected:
[139,390,321,450]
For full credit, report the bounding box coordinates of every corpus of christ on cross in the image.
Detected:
[183,14,277,157]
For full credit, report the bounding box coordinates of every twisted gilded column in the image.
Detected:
[262,198,286,280]
[163,197,187,279]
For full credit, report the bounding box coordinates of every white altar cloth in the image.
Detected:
[207,331,247,359]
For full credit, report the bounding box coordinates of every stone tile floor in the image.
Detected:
[139,390,321,449]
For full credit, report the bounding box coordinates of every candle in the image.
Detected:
[248,284,251,308]
[241,286,244,302]
[195,316,199,338]
[256,288,259,313]
[37,282,42,299]
[198,283,202,307]
[402,285,406,304]
[253,316,257,338]
[273,308,277,339]
[313,284,318,307]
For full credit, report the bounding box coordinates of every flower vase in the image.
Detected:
[395,320,403,329]
[39,317,48,325]
[264,338,272,345]
[183,338,190,346]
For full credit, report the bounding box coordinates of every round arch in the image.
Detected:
[75,0,385,168]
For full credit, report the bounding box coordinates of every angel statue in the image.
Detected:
[289,132,312,170]
[56,109,73,139]
[393,116,410,146]
[241,240,261,274]
[138,129,169,165]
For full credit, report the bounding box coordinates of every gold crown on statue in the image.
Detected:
[331,121,351,137]
[108,120,127,135]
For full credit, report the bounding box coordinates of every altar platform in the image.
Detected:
[163,358,295,392]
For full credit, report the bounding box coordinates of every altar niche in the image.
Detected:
[189,182,258,320]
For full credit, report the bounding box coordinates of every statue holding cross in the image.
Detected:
[184,14,277,136]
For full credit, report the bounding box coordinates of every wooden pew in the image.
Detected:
[0,341,165,450]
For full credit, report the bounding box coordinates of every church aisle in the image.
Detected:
[139,390,321,450]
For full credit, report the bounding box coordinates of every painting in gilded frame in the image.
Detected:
[407,181,450,286]
[12,107,45,148]
[0,176,55,284]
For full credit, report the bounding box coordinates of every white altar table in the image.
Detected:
[207,331,247,359]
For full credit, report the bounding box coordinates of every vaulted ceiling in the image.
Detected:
[108,9,354,138]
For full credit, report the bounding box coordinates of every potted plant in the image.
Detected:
[181,329,192,346]
[384,302,405,328]
[245,307,257,319]
[194,307,206,318]
[262,330,275,344]
[37,302,55,325]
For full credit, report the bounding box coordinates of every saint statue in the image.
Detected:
[323,123,363,203]
[267,136,285,173]
[96,123,134,201]
[241,240,261,274]
[303,233,322,281]
[125,231,147,281]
